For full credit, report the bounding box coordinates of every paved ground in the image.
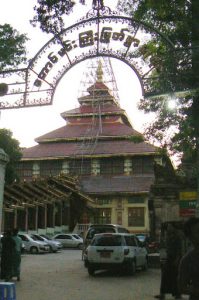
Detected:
[2,250,189,300]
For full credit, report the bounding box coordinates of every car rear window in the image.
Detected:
[87,227,115,239]
[124,236,137,246]
[92,235,122,246]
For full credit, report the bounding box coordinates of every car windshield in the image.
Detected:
[92,235,122,246]
[31,235,43,241]
[72,234,81,239]
[41,235,51,240]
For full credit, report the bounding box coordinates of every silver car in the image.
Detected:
[18,233,50,254]
[32,234,62,252]
[52,233,83,249]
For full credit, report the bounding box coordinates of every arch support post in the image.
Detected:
[0,149,9,233]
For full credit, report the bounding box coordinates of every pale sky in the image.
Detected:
[0,0,153,148]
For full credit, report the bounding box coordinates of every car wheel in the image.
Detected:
[30,246,38,254]
[88,266,95,276]
[128,260,136,275]
[142,257,148,271]
[49,246,55,253]
[78,243,83,250]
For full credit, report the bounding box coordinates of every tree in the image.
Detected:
[31,0,75,34]
[0,24,28,71]
[0,129,22,184]
[31,0,105,34]
[117,0,199,214]
[0,21,28,181]
[117,0,198,155]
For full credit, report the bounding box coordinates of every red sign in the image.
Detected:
[179,208,195,217]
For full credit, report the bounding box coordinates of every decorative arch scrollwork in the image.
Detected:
[0,8,175,110]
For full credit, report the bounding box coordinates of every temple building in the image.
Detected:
[15,60,178,235]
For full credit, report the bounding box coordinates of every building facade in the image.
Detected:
[16,62,177,235]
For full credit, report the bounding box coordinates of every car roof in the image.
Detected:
[93,233,136,237]
[89,224,125,228]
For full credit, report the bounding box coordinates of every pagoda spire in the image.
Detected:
[96,60,103,83]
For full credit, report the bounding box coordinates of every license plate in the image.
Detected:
[100,252,111,258]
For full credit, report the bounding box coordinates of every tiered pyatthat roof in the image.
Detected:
[22,61,158,160]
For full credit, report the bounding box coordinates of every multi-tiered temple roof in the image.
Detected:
[23,62,158,160]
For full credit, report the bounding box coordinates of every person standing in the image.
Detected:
[0,230,16,281]
[178,217,199,300]
[154,223,183,299]
[12,228,22,281]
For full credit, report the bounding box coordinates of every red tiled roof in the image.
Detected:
[87,82,109,92]
[22,140,158,159]
[65,116,122,124]
[35,122,140,142]
[61,103,124,116]
[79,175,155,194]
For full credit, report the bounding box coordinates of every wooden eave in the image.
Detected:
[23,183,53,202]
[13,185,39,203]
[5,186,32,203]
[48,176,95,207]
[33,182,68,200]
[62,111,126,118]
[32,184,70,201]
[3,176,95,211]
[21,152,158,162]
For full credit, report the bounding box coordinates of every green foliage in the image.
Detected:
[117,0,199,161]
[31,0,75,34]
[0,24,28,71]
[128,135,144,143]
[0,129,22,184]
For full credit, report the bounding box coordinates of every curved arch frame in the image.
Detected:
[0,12,175,109]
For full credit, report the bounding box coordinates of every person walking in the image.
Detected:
[12,228,22,281]
[178,217,199,300]
[0,230,16,281]
[154,223,183,299]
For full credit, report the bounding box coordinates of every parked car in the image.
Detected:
[52,233,83,249]
[31,234,62,253]
[82,224,129,259]
[18,233,50,254]
[84,232,148,276]
[136,234,160,253]
[71,234,83,240]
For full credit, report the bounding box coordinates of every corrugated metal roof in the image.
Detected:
[22,140,158,160]
[79,175,155,194]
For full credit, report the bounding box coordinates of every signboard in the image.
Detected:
[0,9,174,109]
[179,191,197,217]
[179,191,197,200]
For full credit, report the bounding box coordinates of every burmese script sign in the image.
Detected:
[0,13,174,109]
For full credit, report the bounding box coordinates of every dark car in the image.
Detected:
[136,234,159,253]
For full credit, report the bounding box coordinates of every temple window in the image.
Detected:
[96,198,112,205]
[100,157,124,174]
[15,162,33,180]
[95,208,111,224]
[132,156,154,174]
[128,196,145,204]
[69,159,91,175]
[128,207,145,227]
[40,160,62,177]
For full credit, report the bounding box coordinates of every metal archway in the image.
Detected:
[0,5,175,110]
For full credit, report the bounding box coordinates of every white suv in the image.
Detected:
[84,233,148,276]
